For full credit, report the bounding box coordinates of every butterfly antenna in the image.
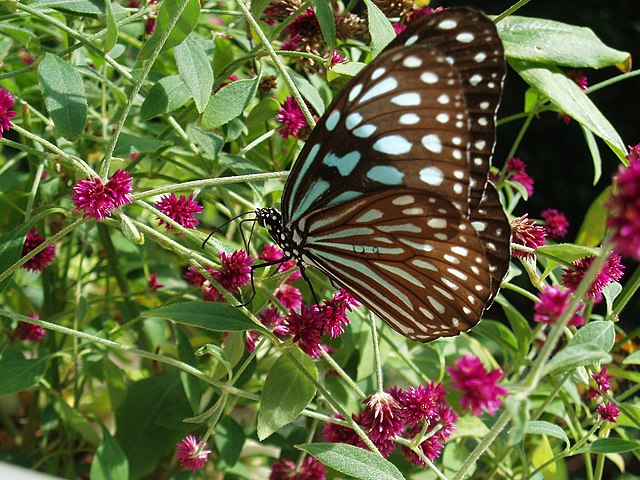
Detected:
[202,211,254,249]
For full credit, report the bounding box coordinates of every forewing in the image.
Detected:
[299,190,492,342]
[388,7,506,212]
[282,42,471,225]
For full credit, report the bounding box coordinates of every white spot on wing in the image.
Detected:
[399,113,420,125]
[360,77,398,103]
[420,167,444,186]
[373,135,412,154]
[422,134,442,153]
[391,93,421,106]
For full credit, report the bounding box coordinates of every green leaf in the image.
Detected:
[138,0,201,61]
[115,373,192,479]
[33,0,106,15]
[202,77,259,129]
[0,349,47,394]
[602,282,622,317]
[575,188,611,247]
[216,416,245,467]
[329,61,366,78]
[257,349,317,440]
[525,421,570,448]
[579,438,640,454]
[581,126,602,185]
[175,326,201,414]
[569,321,615,352]
[0,222,33,294]
[102,0,118,53]
[535,243,599,264]
[90,426,129,480]
[140,75,191,120]
[623,350,640,365]
[298,443,405,480]
[496,297,532,359]
[142,301,258,332]
[449,415,490,439]
[312,0,335,52]
[288,69,326,116]
[509,59,626,160]
[364,0,395,58]
[543,343,611,376]
[498,16,631,71]
[174,35,214,113]
[38,53,87,140]
[113,133,170,157]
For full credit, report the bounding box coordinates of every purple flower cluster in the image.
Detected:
[276,97,308,140]
[534,285,584,328]
[175,435,211,472]
[561,253,624,303]
[155,193,203,231]
[21,228,56,272]
[71,169,133,220]
[511,214,547,259]
[184,250,254,303]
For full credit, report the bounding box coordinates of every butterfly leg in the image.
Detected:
[236,258,287,308]
[297,263,321,306]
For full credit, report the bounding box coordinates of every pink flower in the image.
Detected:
[145,17,155,35]
[284,304,324,358]
[270,456,327,480]
[567,69,589,90]
[597,402,620,423]
[592,366,613,392]
[71,169,133,220]
[506,157,534,196]
[0,87,17,138]
[320,290,357,338]
[15,314,46,341]
[21,228,55,272]
[401,425,444,466]
[215,75,239,93]
[184,265,207,286]
[326,49,347,67]
[148,273,163,290]
[334,288,360,310]
[359,392,404,443]
[534,285,584,327]
[541,208,569,239]
[400,382,445,425]
[562,254,624,303]
[276,97,308,140]
[155,193,203,230]
[259,244,300,279]
[607,149,640,259]
[322,414,367,449]
[447,355,508,416]
[511,215,547,259]
[284,7,321,37]
[176,435,211,472]
[213,250,253,292]
[275,283,303,311]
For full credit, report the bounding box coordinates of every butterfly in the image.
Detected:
[256,7,511,342]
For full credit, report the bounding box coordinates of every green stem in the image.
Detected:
[494,0,533,23]
[369,313,384,393]
[319,349,366,399]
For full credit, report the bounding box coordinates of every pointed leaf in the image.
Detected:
[543,343,611,376]
[140,75,191,119]
[0,223,33,294]
[138,0,201,61]
[257,349,317,440]
[38,53,87,140]
[531,435,557,477]
[579,438,640,454]
[102,0,118,53]
[509,59,626,160]
[175,35,214,113]
[142,301,261,332]
[216,416,245,467]
[312,0,335,52]
[498,16,631,71]
[569,321,615,352]
[364,0,395,58]
[298,442,405,480]
[202,77,259,129]
[0,349,47,394]
[525,421,570,448]
[91,426,129,480]
[575,188,611,247]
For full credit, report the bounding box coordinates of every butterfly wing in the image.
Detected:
[299,189,492,342]
[387,7,506,212]
[282,41,472,226]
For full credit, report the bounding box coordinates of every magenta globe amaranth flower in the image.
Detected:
[506,157,534,196]
[71,169,133,220]
[15,314,46,341]
[607,149,640,259]
[597,402,620,423]
[0,87,17,139]
[541,208,569,238]
[155,193,203,230]
[359,392,404,443]
[21,228,56,272]
[176,435,211,472]
[534,285,584,327]
[270,456,327,480]
[284,304,324,358]
[562,253,624,303]
[276,97,308,139]
[447,354,508,416]
[511,215,546,259]
[213,250,253,292]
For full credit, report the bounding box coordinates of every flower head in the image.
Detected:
[275,283,303,311]
[184,265,207,286]
[319,289,358,338]
[0,87,17,138]
[359,392,404,443]
[401,425,444,466]
[562,254,624,303]
[541,208,569,239]
[567,69,589,90]
[71,169,133,220]
[213,250,253,292]
[534,285,584,327]
[607,149,640,259]
[155,193,203,230]
[400,382,445,425]
[259,244,300,279]
[270,456,327,480]
[592,366,613,392]
[21,228,55,272]
[148,273,163,291]
[284,304,324,357]
[15,314,46,341]
[326,49,347,67]
[322,414,367,449]
[506,157,534,196]
[276,97,308,140]
[511,215,547,259]
[176,435,211,472]
[447,354,508,416]
[334,288,361,311]
[597,402,620,423]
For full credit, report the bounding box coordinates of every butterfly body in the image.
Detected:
[257,7,511,342]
